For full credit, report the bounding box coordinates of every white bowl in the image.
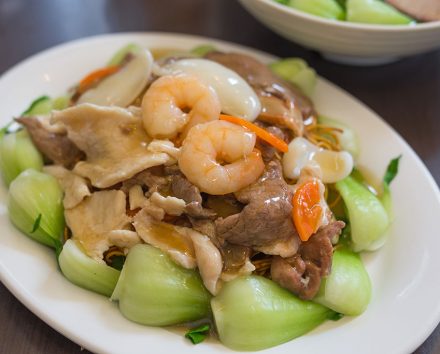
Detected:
[239,0,440,65]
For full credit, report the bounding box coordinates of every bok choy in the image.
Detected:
[0,129,44,186]
[8,169,64,248]
[314,248,371,315]
[211,276,336,351]
[269,57,317,97]
[59,239,120,297]
[111,244,211,326]
[335,175,389,252]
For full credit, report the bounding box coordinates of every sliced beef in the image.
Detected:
[188,217,219,246]
[171,173,216,219]
[215,160,298,247]
[300,220,345,276]
[205,51,317,135]
[121,166,169,195]
[386,0,440,21]
[16,117,84,168]
[270,220,345,300]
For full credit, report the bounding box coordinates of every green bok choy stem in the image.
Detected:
[59,239,120,297]
[211,276,336,351]
[8,169,64,248]
[0,129,44,186]
[111,244,211,326]
[314,248,371,315]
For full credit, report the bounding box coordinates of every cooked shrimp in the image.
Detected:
[178,120,265,195]
[141,74,221,139]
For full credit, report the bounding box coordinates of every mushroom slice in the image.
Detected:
[78,48,154,107]
[190,232,223,295]
[108,230,141,252]
[43,165,91,209]
[52,104,171,188]
[65,190,134,262]
[133,208,196,269]
[149,192,186,216]
[147,139,181,163]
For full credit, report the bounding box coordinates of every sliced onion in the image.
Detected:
[78,48,153,107]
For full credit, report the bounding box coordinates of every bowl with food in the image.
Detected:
[238,0,440,65]
[1,33,440,354]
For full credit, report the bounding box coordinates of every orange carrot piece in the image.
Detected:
[292,179,323,242]
[77,65,120,94]
[219,114,289,153]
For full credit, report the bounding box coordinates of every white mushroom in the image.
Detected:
[133,209,197,269]
[108,230,142,253]
[78,48,153,107]
[149,192,185,216]
[52,104,172,188]
[159,58,261,121]
[282,137,354,183]
[190,232,223,295]
[147,139,181,163]
[64,190,135,262]
[128,185,148,210]
[43,165,91,209]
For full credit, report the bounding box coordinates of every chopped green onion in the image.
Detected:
[383,155,401,186]
[30,213,42,234]
[185,324,210,344]
[381,155,401,218]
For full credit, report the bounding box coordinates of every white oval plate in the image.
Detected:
[0,33,439,354]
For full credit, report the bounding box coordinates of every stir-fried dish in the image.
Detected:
[0,43,400,351]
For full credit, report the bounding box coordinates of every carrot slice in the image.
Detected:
[219,114,289,153]
[77,65,120,94]
[292,179,323,242]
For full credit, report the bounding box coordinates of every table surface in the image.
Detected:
[0,0,439,353]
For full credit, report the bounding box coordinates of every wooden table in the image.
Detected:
[0,0,439,353]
